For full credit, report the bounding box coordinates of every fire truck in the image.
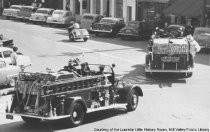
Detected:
[145,35,200,78]
[5,60,143,127]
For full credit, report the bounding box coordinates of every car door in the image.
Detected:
[2,50,12,65]
[0,61,7,85]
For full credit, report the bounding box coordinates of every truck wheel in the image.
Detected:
[83,38,88,42]
[69,34,74,42]
[21,116,41,124]
[68,102,85,127]
[126,89,139,111]
[186,72,193,78]
[6,16,10,20]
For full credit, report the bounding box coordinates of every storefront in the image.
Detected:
[136,0,170,21]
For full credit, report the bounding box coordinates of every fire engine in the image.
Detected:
[5,59,143,127]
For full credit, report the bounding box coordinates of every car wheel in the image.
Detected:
[186,72,193,78]
[121,36,125,40]
[21,116,41,124]
[6,16,10,20]
[8,78,15,87]
[126,89,139,111]
[68,102,85,127]
[69,34,74,42]
[83,38,88,42]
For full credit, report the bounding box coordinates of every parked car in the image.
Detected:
[118,21,153,40]
[0,61,20,87]
[193,27,210,49]
[2,5,22,19]
[0,34,14,48]
[29,8,54,24]
[17,6,38,21]
[46,10,76,27]
[0,47,31,66]
[165,24,193,37]
[90,17,125,37]
[80,13,104,31]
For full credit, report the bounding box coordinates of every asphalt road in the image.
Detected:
[0,17,209,132]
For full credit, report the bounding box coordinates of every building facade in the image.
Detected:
[62,0,136,22]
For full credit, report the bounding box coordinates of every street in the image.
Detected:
[0,18,210,132]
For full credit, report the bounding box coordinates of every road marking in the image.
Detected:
[60,41,140,64]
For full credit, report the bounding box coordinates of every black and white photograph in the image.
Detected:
[0,0,209,132]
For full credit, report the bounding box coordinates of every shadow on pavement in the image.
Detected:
[123,64,187,88]
[195,49,210,66]
[0,108,127,131]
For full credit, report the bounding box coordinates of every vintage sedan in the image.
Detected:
[2,5,22,19]
[193,27,210,49]
[118,21,153,40]
[90,17,125,37]
[80,13,104,31]
[0,47,31,66]
[46,10,76,26]
[17,6,38,21]
[0,61,20,87]
[29,8,54,23]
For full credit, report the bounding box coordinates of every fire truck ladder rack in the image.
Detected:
[41,75,112,97]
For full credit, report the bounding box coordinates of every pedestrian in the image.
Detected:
[66,2,70,10]
[10,46,18,66]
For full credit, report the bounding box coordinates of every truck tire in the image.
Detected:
[68,102,85,127]
[21,116,41,124]
[69,34,74,42]
[126,89,139,111]
[83,38,88,42]
[186,72,193,78]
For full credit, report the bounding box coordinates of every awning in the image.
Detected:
[163,0,203,17]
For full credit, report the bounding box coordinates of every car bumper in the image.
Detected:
[145,67,194,73]
[30,18,46,22]
[91,29,112,33]
[47,21,66,25]
[118,33,139,37]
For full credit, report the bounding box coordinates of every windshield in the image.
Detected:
[194,29,210,39]
[127,21,139,28]
[10,6,21,10]
[83,15,94,20]
[3,50,12,58]
[100,19,116,24]
[36,9,49,14]
[52,11,64,17]
[21,7,33,12]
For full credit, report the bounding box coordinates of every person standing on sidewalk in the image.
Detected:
[10,46,18,65]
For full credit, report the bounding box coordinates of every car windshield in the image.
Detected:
[52,11,64,17]
[100,19,116,24]
[21,7,33,12]
[127,21,139,28]
[83,15,94,20]
[3,50,12,58]
[10,6,21,10]
[87,64,112,74]
[194,29,210,38]
[36,9,49,14]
